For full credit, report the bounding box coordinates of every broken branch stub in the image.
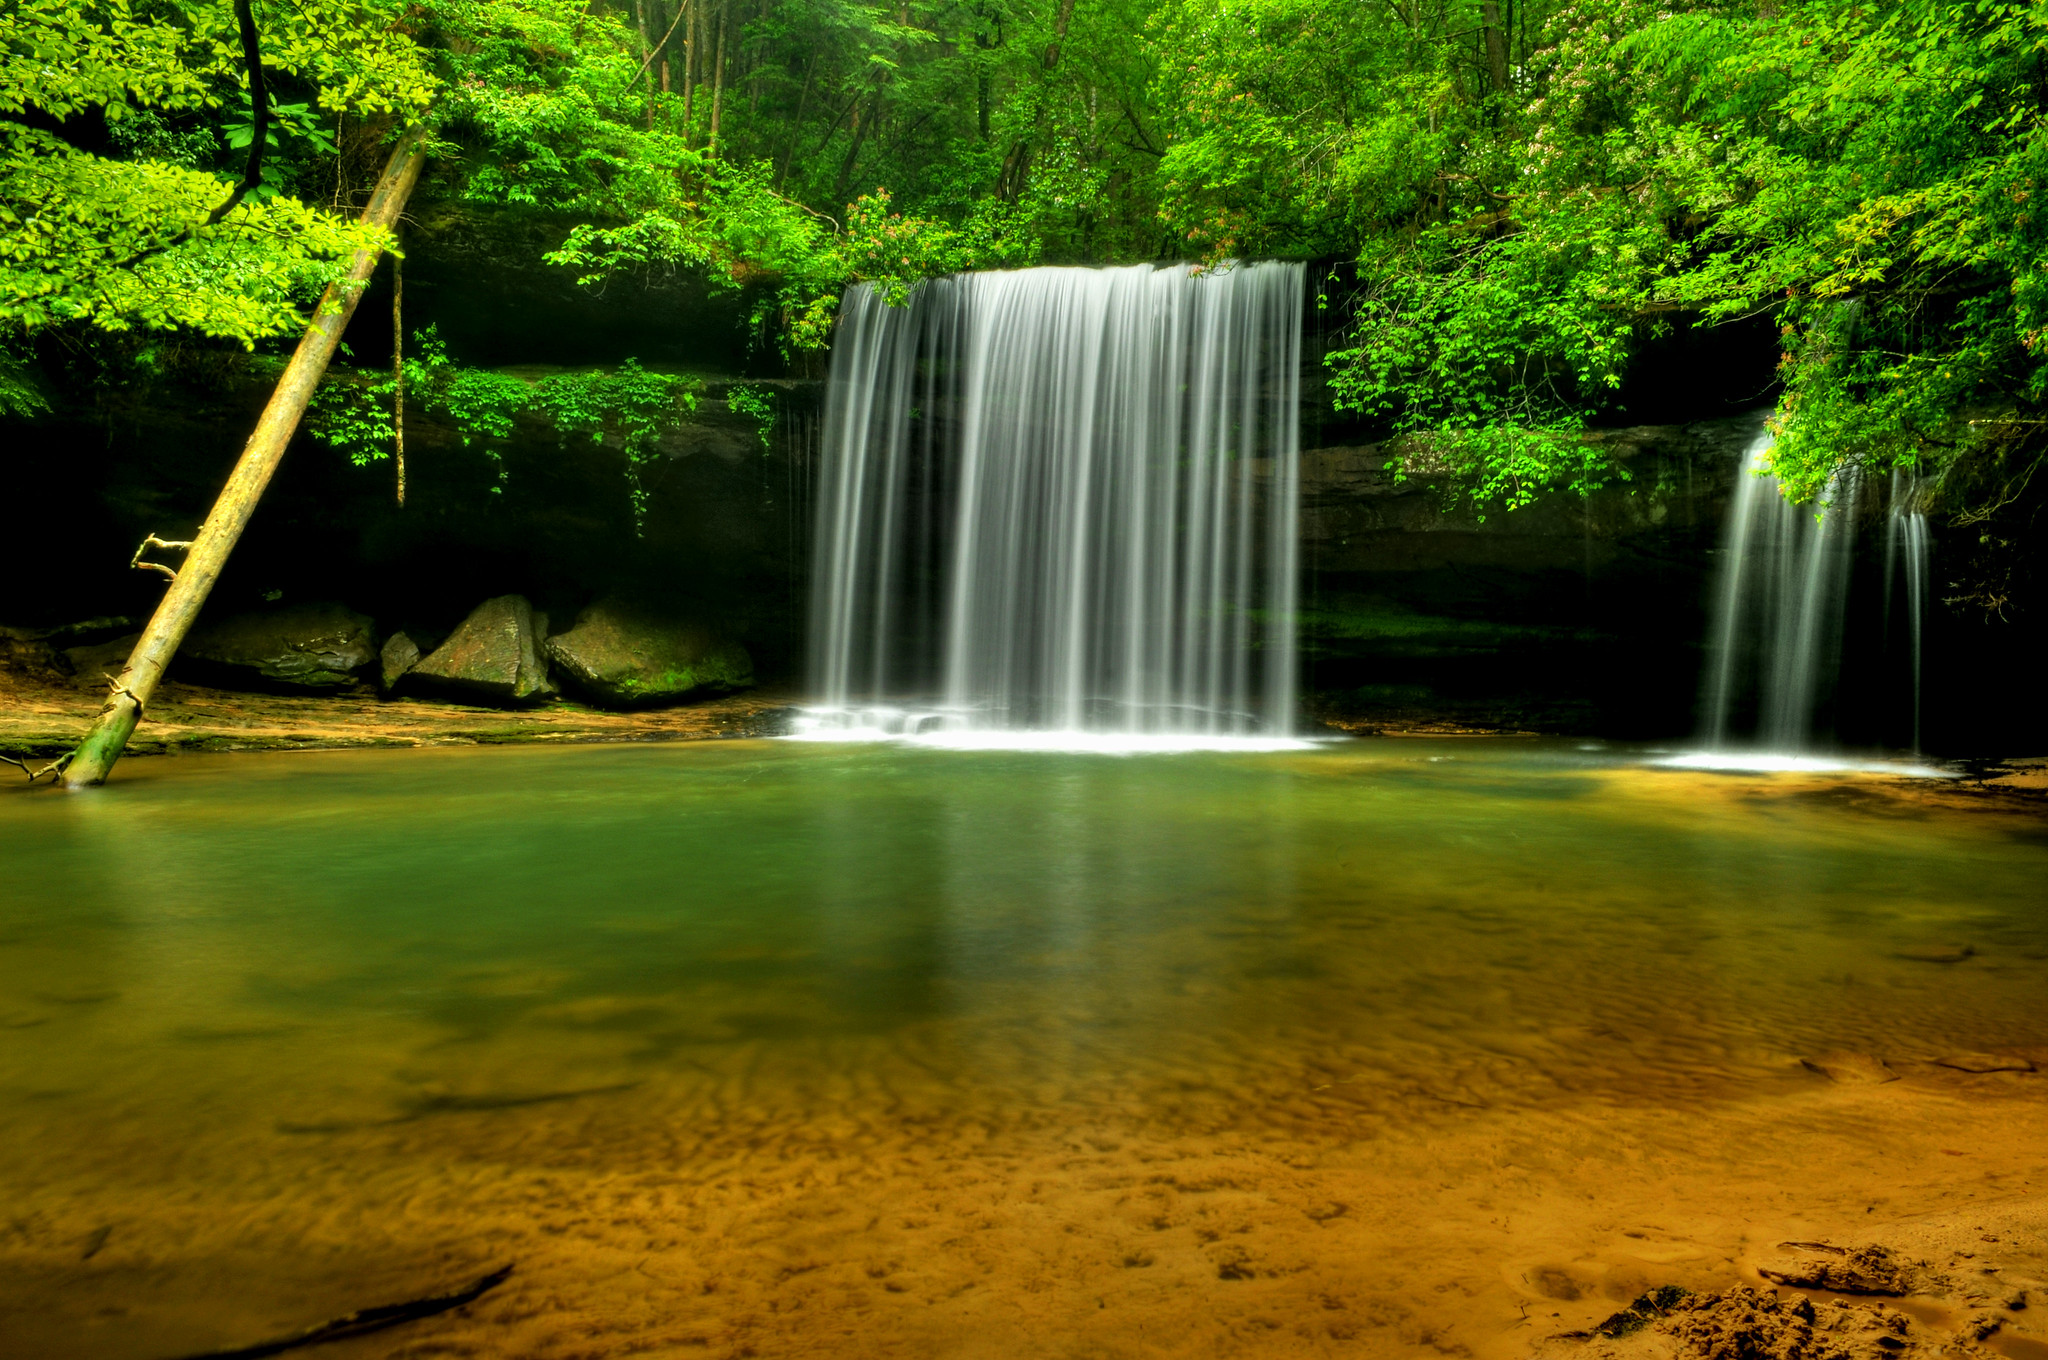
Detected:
[129,533,195,583]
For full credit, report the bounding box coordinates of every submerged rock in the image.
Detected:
[180,602,377,690]
[380,632,421,692]
[406,596,557,706]
[544,598,753,708]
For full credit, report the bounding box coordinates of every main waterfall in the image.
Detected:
[800,262,1303,747]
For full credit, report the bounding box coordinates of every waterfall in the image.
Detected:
[1699,430,1862,750]
[802,262,1303,744]
[1883,469,1930,753]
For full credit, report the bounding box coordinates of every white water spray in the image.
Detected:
[1699,430,1862,750]
[802,262,1303,745]
[1883,469,1930,753]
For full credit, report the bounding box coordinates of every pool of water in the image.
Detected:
[2,739,2045,1358]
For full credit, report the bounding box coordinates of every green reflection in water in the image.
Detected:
[1,739,2043,1148]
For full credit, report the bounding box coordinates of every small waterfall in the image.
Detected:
[1883,469,1930,753]
[803,262,1303,742]
[1700,430,1862,750]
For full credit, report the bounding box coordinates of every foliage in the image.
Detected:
[725,383,778,451]
[6,0,2045,538]
[0,0,433,343]
[308,328,700,528]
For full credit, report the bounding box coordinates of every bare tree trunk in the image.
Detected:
[1480,0,1509,92]
[392,238,406,508]
[775,54,813,188]
[709,3,727,155]
[61,131,429,788]
[683,0,698,145]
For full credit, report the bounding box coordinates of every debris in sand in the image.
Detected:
[1756,1243,1919,1295]
[163,1263,513,1360]
[1934,1052,2036,1074]
[1800,1052,1900,1085]
[1574,1285,1693,1338]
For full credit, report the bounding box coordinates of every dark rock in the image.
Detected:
[0,632,72,683]
[406,595,557,705]
[180,602,376,690]
[544,598,753,708]
[380,632,421,692]
[62,634,142,686]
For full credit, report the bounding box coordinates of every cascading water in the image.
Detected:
[1883,469,1930,753]
[799,262,1303,747]
[1699,430,1863,751]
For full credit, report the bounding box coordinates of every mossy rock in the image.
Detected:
[545,599,753,709]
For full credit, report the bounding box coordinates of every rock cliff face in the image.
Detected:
[1295,418,1755,574]
[1274,417,1760,737]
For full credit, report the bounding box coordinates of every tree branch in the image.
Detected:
[107,0,271,272]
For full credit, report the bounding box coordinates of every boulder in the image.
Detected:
[380,632,421,692]
[406,596,558,705]
[180,602,377,690]
[63,634,142,687]
[545,598,753,708]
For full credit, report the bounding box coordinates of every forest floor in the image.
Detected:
[0,671,798,763]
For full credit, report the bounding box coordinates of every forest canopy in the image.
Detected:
[2,0,2044,524]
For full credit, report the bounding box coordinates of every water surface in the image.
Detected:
[2,740,2044,1358]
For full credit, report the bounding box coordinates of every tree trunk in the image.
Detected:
[61,131,429,788]
[708,3,727,155]
[683,0,698,144]
[392,237,406,508]
[1480,0,1509,92]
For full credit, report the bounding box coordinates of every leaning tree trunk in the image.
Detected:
[61,130,428,788]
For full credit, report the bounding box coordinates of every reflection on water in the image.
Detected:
[1,740,2044,1358]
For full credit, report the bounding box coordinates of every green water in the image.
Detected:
[1,739,2044,1356]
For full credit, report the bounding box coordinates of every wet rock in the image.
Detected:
[1800,1051,1899,1085]
[180,602,377,690]
[406,595,557,706]
[1935,1052,2036,1074]
[544,598,753,708]
[1757,1243,1916,1295]
[380,632,421,692]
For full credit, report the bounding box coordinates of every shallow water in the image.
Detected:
[2,740,2045,1358]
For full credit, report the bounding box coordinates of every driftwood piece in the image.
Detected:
[164,1263,512,1360]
